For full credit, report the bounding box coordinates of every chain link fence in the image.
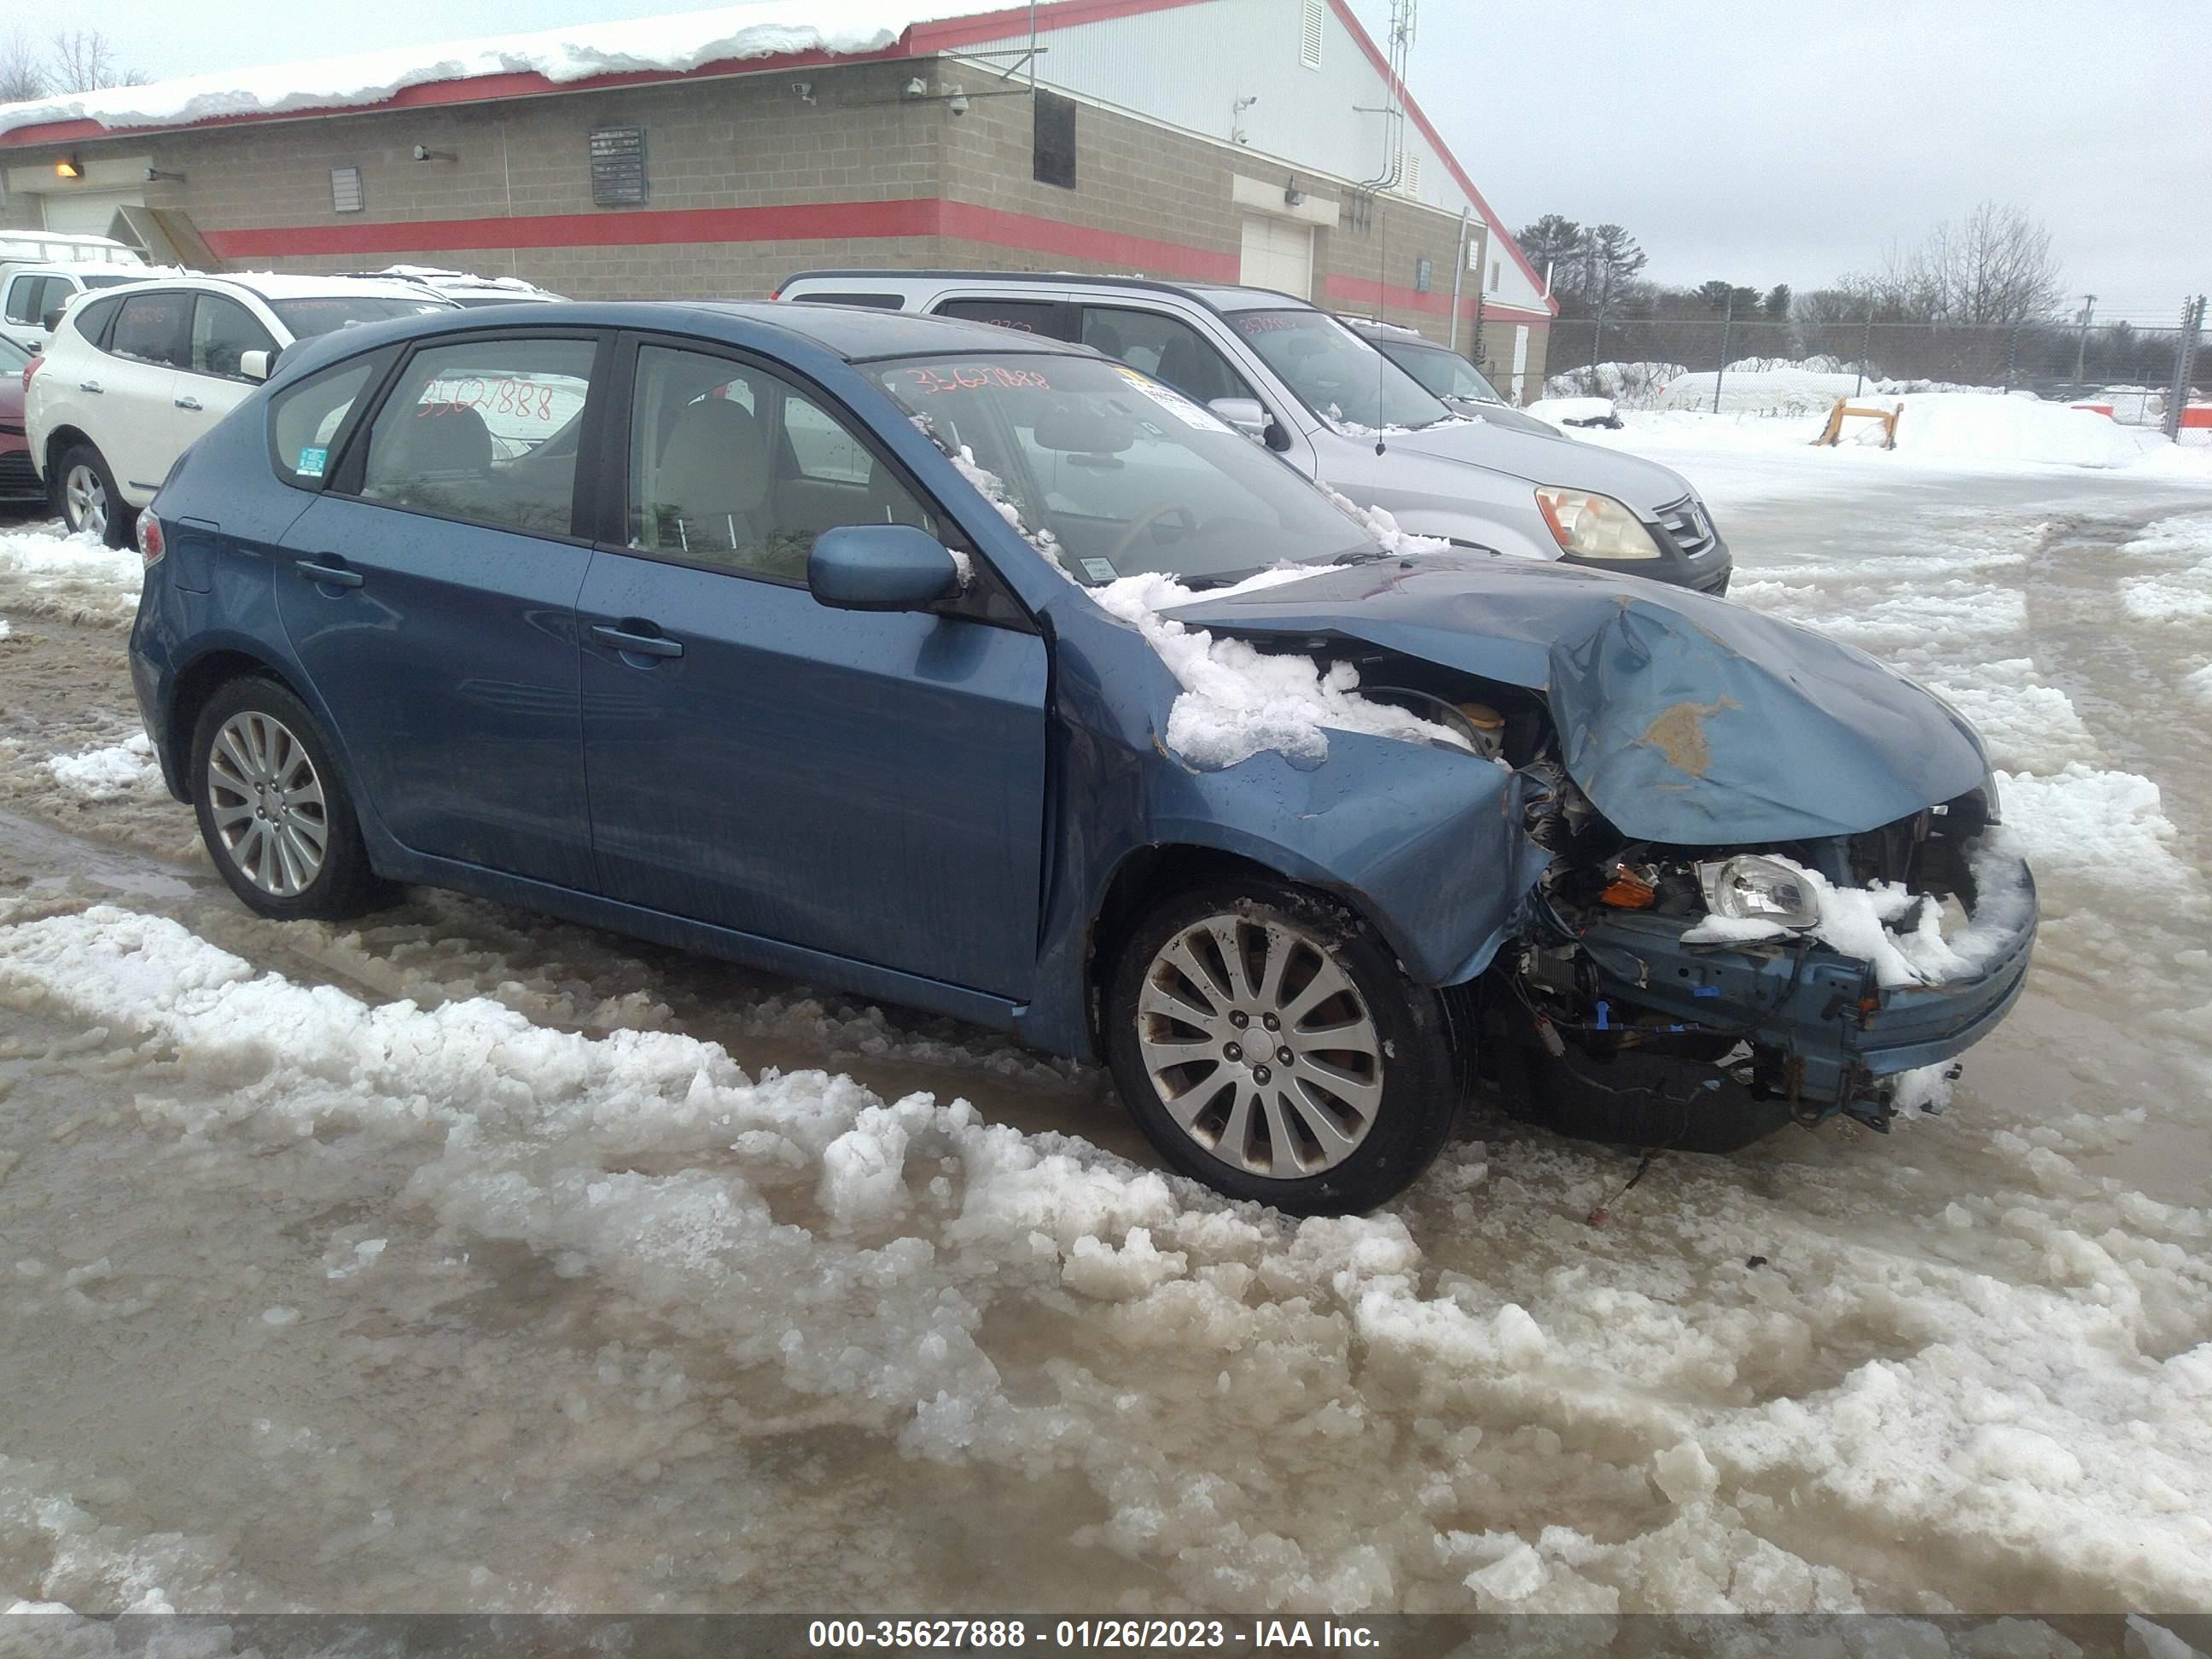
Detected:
[1539,315,2205,424]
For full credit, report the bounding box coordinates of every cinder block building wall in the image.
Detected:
[0,8,1550,393]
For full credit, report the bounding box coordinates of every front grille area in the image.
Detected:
[1654,494,1718,557]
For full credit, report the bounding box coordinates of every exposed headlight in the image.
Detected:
[1533,487,1664,560]
[1697,855,1821,929]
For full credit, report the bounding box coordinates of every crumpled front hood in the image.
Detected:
[1382,417,1694,510]
[1163,556,1989,845]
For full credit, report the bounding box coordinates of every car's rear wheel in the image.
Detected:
[189,678,386,922]
[56,442,131,549]
[1103,878,1462,1214]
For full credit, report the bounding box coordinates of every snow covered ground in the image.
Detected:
[3,425,2212,1624]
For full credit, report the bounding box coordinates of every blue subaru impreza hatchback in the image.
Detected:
[129,301,2036,1213]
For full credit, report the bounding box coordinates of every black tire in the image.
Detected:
[55,441,132,549]
[1103,877,1462,1215]
[189,677,388,922]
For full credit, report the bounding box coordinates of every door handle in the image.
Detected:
[591,623,684,659]
[174,395,204,411]
[79,381,102,393]
[294,558,364,589]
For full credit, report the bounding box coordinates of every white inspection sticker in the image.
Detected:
[1115,367,1231,433]
[1080,557,1119,582]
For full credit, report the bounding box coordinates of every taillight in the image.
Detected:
[23,352,44,395]
[137,510,165,568]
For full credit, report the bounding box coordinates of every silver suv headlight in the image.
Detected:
[1697,855,1821,929]
[1534,487,1664,561]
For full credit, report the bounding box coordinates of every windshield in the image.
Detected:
[0,335,28,367]
[270,295,453,338]
[1385,340,1503,404]
[871,353,1377,587]
[1227,310,1452,431]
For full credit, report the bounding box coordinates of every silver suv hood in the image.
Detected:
[1383,416,1697,513]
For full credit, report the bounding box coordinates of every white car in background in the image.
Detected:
[0,263,155,354]
[345,265,567,307]
[26,272,453,544]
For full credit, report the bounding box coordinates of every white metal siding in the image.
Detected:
[952,0,1551,315]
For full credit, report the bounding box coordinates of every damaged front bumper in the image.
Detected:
[1560,841,2037,1131]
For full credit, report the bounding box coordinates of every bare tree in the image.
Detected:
[1842,202,2065,326]
[1578,224,1648,317]
[48,29,146,93]
[0,26,48,102]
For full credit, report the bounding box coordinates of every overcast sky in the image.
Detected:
[46,0,2212,324]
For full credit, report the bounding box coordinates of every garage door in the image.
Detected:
[38,189,141,240]
[1239,217,1313,300]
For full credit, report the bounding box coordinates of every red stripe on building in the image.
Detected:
[195,195,1240,281]
[934,201,1237,280]
[199,199,944,259]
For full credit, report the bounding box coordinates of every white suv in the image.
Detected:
[27,273,452,544]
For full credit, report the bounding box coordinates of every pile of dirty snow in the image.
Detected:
[1522,396,1615,428]
[44,734,162,801]
[1865,393,2151,469]
[0,521,143,626]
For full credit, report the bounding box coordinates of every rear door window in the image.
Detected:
[1078,306,1254,406]
[356,336,600,538]
[108,291,193,369]
[3,275,53,326]
[934,299,1074,339]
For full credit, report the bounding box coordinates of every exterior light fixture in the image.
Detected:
[411,145,457,162]
[55,156,83,179]
[1284,174,1304,207]
[145,166,186,183]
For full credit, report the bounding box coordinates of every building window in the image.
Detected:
[590,125,649,207]
[1301,0,1324,69]
[1033,90,1077,190]
[330,166,363,214]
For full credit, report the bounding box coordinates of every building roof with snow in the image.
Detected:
[0,0,1556,371]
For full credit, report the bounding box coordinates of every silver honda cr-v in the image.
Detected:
[776,269,1729,593]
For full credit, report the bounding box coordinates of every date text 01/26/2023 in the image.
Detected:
[806,1619,1382,1650]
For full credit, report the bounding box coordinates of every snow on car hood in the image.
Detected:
[1382,416,1692,510]
[1162,555,1990,844]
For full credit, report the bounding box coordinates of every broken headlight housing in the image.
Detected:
[1697,855,1821,929]
[1534,487,1664,561]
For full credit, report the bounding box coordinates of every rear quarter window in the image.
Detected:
[268,354,387,491]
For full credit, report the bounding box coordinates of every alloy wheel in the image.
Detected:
[1135,913,1384,1178]
[64,463,108,538]
[205,711,329,897]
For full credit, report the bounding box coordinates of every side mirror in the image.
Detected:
[1208,397,1268,440]
[808,524,961,612]
[39,305,64,333]
[239,348,274,382]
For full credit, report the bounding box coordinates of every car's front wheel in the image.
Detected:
[1103,878,1462,1214]
[55,442,131,549]
[189,678,387,922]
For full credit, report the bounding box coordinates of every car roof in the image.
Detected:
[275,299,1100,379]
[89,271,453,304]
[779,269,1320,317]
